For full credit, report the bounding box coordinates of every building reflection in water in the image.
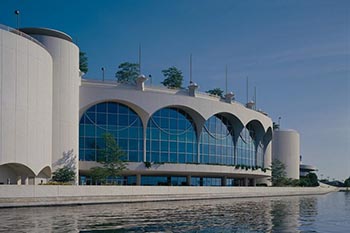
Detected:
[0,195,324,233]
[270,196,318,233]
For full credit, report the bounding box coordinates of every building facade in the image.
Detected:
[272,129,300,179]
[0,25,275,186]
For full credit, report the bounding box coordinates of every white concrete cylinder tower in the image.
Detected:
[272,129,300,179]
[0,26,53,184]
[21,28,80,184]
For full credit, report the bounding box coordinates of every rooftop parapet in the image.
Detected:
[0,24,47,50]
[20,27,73,42]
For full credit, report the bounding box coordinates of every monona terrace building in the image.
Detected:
[0,25,276,186]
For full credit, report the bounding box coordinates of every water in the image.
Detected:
[0,192,349,233]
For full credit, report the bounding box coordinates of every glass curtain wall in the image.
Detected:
[200,115,235,165]
[146,108,197,163]
[79,102,143,162]
[236,126,257,167]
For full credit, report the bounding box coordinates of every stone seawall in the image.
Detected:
[0,185,338,208]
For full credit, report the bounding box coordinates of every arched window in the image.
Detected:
[79,102,143,162]
[146,108,197,163]
[236,127,256,167]
[200,115,235,165]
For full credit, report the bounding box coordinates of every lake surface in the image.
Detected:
[0,191,349,233]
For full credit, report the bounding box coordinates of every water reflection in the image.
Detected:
[0,192,349,233]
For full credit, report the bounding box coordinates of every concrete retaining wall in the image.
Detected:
[0,185,338,208]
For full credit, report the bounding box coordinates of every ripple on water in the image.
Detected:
[0,192,349,233]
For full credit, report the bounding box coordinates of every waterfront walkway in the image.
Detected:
[0,185,339,208]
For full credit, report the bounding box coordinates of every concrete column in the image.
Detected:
[221,176,227,186]
[17,176,22,185]
[167,176,171,186]
[136,174,141,186]
[186,175,192,186]
[25,177,29,185]
[252,178,256,186]
[244,177,249,187]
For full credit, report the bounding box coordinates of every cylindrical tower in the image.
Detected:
[272,129,300,179]
[21,28,80,183]
[0,26,53,184]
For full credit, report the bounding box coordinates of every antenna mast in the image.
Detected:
[225,65,228,94]
[138,44,142,74]
[254,86,257,110]
[190,54,193,83]
[246,76,249,103]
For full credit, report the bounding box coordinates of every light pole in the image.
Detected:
[148,74,152,85]
[14,10,20,30]
[278,117,282,129]
[101,67,105,81]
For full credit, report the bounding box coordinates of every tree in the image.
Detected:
[299,173,319,187]
[90,133,127,184]
[51,166,75,183]
[90,167,108,185]
[344,177,350,187]
[115,62,140,84]
[161,66,183,88]
[206,88,224,98]
[79,51,88,73]
[271,159,287,186]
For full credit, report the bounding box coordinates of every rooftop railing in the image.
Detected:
[0,24,47,50]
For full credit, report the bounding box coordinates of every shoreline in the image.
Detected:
[0,185,338,208]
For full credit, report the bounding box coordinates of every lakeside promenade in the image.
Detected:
[0,185,338,208]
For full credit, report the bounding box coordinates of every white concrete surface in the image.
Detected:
[272,129,300,179]
[0,27,53,184]
[27,29,80,183]
[0,185,338,208]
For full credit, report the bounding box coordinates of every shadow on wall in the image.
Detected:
[53,149,77,173]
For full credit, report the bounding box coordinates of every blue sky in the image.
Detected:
[1,0,349,180]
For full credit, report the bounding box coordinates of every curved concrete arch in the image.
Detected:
[147,104,205,141]
[79,83,273,133]
[0,163,36,176]
[148,104,206,123]
[263,127,273,147]
[37,166,52,178]
[246,119,266,143]
[204,112,245,146]
[79,99,149,128]
[0,163,36,184]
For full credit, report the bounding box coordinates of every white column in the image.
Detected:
[136,174,141,186]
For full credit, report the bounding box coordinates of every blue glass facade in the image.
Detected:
[79,102,143,162]
[236,127,257,167]
[200,115,235,165]
[146,108,197,163]
[79,102,267,168]
[256,142,264,168]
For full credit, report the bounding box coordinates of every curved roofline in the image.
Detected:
[20,27,73,42]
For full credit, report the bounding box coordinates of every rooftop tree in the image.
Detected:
[115,62,140,84]
[79,51,88,74]
[206,88,224,98]
[161,66,183,89]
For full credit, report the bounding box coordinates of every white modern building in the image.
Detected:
[272,129,300,179]
[1,24,307,187]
